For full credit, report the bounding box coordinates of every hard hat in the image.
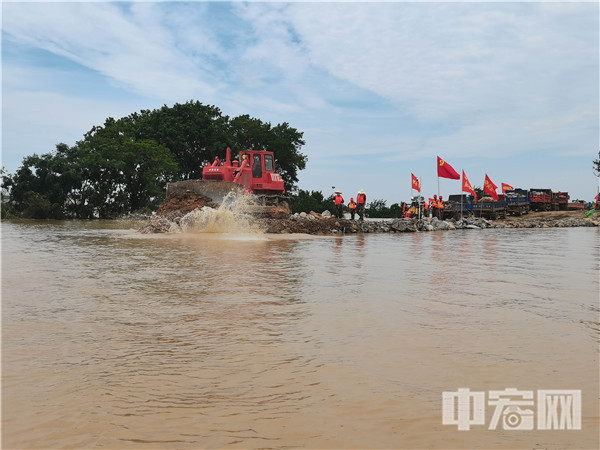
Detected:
[434,194,437,198]
[350,197,354,201]
[358,189,365,194]
[335,190,342,194]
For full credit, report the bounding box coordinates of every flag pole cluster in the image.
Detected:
[410,156,514,202]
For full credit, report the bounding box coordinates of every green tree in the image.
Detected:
[389,203,403,218]
[290,189,333,214]
[9,150,69,218]
[366,198,390,218]
[1,167,17,219]
[474,186,484,201]
[126,101,230,180]
[80,118,180,217]
[261,121,306,189]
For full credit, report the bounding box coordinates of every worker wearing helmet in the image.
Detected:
[334,190,344,219]
[356,189,367,221]
[348,197,357,220]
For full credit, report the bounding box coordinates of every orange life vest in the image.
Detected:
[357,193,366,204]
[335,195,344,206]
[349,201,357,210]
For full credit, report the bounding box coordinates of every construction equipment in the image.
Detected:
[472,194,507,219]
[553,191,569,211]
[529,188,553,211]
[505,189,530,216]
[440,194,474,220]
[166,147,291,217]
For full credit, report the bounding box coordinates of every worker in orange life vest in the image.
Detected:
[334,190,344,219]
[432,194,438,218]
[356,189,367,221]
[348,197,357,220]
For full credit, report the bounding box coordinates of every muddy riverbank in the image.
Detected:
[139,192,598,234]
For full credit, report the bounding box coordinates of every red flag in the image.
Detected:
[462,170,477,204]
[411,173,421,192]
[501,183,514,193]
[437,156,460,180]
[484,174,499,200]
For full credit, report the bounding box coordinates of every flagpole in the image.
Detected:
[460,170,464,220]
[419,177,423,220]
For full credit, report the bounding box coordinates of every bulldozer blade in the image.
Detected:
[166,180,244,205]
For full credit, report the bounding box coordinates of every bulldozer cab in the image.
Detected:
[249,152,274,178]
[236,150,284,194]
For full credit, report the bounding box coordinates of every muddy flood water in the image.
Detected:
[2,220,599,449]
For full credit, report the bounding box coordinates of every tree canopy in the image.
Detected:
[4,101,307,219]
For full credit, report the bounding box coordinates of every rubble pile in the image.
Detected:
[155,191,218,219]
[139,191,219,233]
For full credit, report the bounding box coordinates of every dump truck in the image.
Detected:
[553,191,569,211]
[471,195,507,219]
[166,147,291,216]
[529,188,553,211]
[440,194,474,220]
[567,200,586,210]
[504,189,530,216]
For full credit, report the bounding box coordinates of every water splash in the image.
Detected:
[176,192,265,235]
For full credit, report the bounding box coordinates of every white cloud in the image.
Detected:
[2,2,220,101]
[283,2,596,121]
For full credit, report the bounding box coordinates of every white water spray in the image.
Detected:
[175,192,265,235]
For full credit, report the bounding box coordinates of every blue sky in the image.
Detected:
[2,0,598,204]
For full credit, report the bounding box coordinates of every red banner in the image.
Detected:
[437,156,460,180]
[462,170,477,204]
[501,183,514,193]
[411,173,421,192]
[484,174,499,200]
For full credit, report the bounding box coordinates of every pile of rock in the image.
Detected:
[138,202,599,235]
[502,217,598,229]
[156,191,218,219]
[260,212,598,235]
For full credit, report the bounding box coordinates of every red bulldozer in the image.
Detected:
[166,147,291,216]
